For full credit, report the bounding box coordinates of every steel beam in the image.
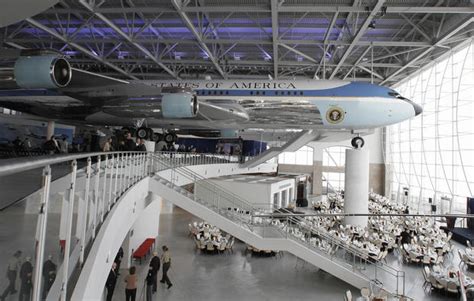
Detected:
[381,16,474,85]
[5,37,432,48]
[171,0,227,79]
[45,6,474,14]
[271,0,279,78]
[279,43,318,64]
[329,0,386,79]
[79,0,178,79]
[342,46,371,79]
[399,14,432,42]
[24,18,138,79]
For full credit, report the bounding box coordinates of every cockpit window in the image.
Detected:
[388,91,408,100]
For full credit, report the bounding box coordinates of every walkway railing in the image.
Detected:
[0,150,249,301]
[0,151,152,301]
[0,150,407,300]
[151,154,406,297]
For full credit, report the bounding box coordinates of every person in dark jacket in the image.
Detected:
[149,252,160,293]
[135,138,147,152]
[124,133,136,151]
[145,266,154,301]
[114,247,124,276]
[42,255,56,299]
[18,257,33,301]
[105,263,118,301]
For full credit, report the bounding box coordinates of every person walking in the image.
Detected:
[18,256,33,301]
[145,266,154,301]
[105,262,118,301]
[42,255,57,300]
[1,250,22,301]
[160,246,172,289]
[149,251,160,293]
[124,266,137,301]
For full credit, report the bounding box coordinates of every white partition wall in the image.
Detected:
[344,149,370,226]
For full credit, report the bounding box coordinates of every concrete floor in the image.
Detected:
[113,200,463,301]
[114,201,359,301]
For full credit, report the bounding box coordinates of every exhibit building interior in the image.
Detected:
[0,1,473,300]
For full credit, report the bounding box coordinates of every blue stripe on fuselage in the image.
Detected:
[0,82,392,98]
[196,82,392,97]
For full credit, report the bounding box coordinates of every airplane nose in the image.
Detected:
[412,102,423,116]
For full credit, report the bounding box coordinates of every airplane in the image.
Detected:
[0,51,422,148]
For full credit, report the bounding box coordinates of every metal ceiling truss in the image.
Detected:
[0,0,472,86]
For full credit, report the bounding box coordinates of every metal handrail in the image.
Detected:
[153,154,256,211]
[252,212,474,219]
[0,151,147,177]
[252,206,405,296]
[152,155,405,296]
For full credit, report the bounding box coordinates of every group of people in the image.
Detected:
[102,133,147,152]
[43,136,69,155]
[1,251,56,301]
[105,245,172,301]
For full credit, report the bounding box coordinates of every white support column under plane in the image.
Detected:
[344,148,369,227]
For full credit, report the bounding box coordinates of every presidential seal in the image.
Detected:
[326,107,345,124]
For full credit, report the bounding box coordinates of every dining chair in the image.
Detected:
[360,287,370,301]
[428,275,444,291]
[446,281,458,295]
[422,255,432,265]
[422,266,430,289]
[344,290,352,301]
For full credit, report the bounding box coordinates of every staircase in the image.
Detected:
[150,154,406,297]
[239,130,321,168]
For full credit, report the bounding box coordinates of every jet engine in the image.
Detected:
[161,93,199,118]
[14,54,72,89]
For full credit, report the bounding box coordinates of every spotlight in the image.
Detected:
[368,20,376,29]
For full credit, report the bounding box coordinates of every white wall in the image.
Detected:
[195,177,294,210]
[73,162,277,300]
[72,178,151,301]
[123,193,161,269]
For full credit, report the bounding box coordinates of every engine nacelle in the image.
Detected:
[14,55,72,89]
[161,93,198,118]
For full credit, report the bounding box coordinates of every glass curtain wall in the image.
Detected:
[322,146,348,193]
[388,39,474,214]
[278,145,313,165]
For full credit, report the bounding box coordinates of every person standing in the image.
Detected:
[149,251,160,293]
[18,256,33,301]
[102,137,114,152]
[160,246,172,289]
[105,262,118,301]
[42,255,57,300]
[124,266,137,301]
[145,266,154,301]
[124,133,136,151]
[59,137,68,153]
[1,250,22,301]
[114,247,124,276]
[135,138,147,152]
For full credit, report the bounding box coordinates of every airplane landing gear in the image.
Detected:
[136,127,153,140]
[351,136,365,149]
